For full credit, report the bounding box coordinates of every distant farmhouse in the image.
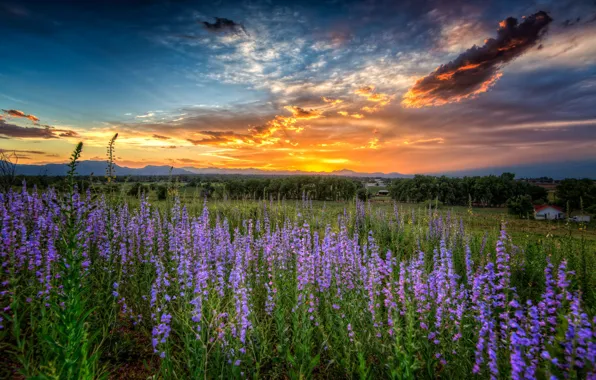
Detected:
[534,205,564,220]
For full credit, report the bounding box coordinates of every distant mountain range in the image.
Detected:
[180,166,410,178]
[12,161,411,178]
[10,159,596,179]
[13,161,194,176]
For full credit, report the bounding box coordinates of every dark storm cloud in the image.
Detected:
[402,11,553,108]
[201,17,247,35]
[0,119,79,139]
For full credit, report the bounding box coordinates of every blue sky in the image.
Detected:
[1,0,596,173]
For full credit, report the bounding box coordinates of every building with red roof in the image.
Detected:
[534,205,565,220]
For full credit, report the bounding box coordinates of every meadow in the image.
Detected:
[1,151,595,379]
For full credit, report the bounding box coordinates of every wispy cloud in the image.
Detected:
[483,118,596,132]
[136,112,155,119]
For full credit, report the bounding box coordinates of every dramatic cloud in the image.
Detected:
[177,105,324,148]
[402,11,553,108]
[201,17,247,35]
[2,109,40,122]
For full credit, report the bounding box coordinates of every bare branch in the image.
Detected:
[0,150,19,192]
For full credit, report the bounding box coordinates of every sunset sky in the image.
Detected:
[1,0,596,174]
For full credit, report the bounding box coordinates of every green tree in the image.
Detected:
[357,188,370,201]
[507,195,534,218]
[157,185,168,200]
[556,179,596,211]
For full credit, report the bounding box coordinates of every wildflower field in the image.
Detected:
[1,152,596,379]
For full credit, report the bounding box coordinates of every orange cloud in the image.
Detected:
[435,63,482,81]
[2,109,40,123]
[283,106,323,120]
[354,86,392,110]
[365,93,391,105]
[354,86,375,96]
[337,111,365,119]
[186,105,324,148]
[360,137,379,149]
[361,105,381,113]
[322,97,343,105]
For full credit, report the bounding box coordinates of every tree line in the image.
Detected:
[186,176,361,201]
[4,166,596,214]
[555,178,596,213]
[388,173,548,208]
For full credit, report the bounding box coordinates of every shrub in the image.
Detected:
[156,185,168,200]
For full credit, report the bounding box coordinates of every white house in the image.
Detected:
[534,205,565,220]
